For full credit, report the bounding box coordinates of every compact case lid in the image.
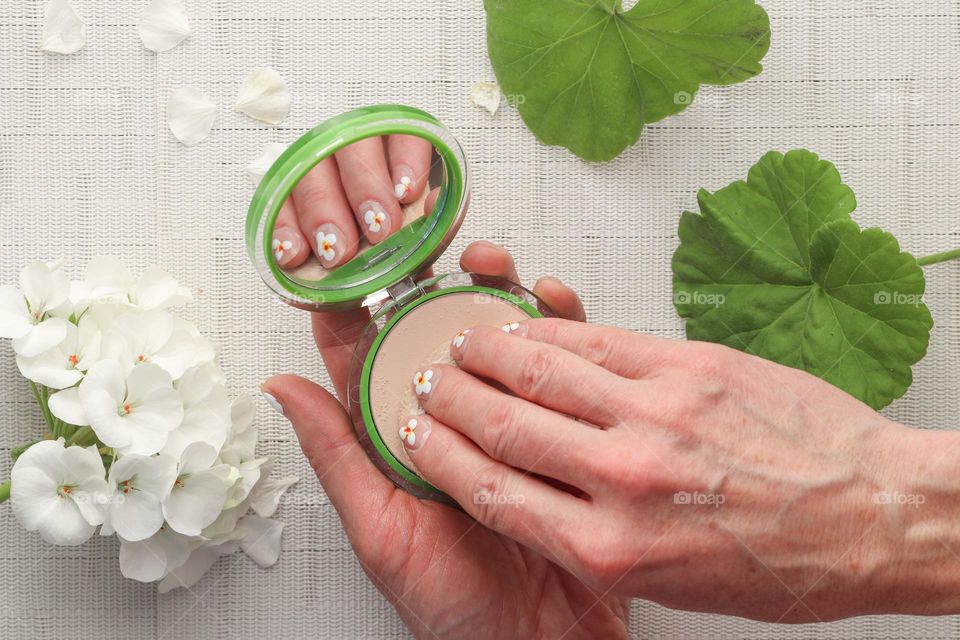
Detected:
[246,105,470,310]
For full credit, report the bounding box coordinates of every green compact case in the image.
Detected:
[246,105,550,501]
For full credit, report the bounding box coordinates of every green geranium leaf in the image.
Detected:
[672,150,933,410]
[484,0,771,161]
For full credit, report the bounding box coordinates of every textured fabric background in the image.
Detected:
[1,0,958,638]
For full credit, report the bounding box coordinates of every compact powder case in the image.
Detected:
[246,105,551,501]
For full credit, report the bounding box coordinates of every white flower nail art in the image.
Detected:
[413,370,433,396]
[272,238,292,262]
[452,330,469,349]
[501,322,520,333]
[316,231,337,262]
[394,176,413,199]
[399,418,417,446]
[364,209,386,233]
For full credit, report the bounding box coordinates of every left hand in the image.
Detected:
[262,241,629,640]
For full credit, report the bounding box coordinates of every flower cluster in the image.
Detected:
[0,258,296,592]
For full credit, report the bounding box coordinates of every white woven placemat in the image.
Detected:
[1,0,958,638]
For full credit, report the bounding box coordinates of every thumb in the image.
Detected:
[261,374,395,538]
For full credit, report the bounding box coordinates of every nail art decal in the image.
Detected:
[272,237,293,262]
[399,418,418,446]
[501,322,521,333]
[394,175,413,199]
[363,204,388,234]
[317,230,337,262]
[413,369,434,396]
[452,329,469,349]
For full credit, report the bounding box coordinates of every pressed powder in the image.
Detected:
[368,291,533,473]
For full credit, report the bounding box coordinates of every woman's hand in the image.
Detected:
[402,318,960,623]
[262,242,629,640]
[271,134,434,269]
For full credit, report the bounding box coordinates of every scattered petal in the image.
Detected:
[234,67,290,125]
[471,81,501,115]
[168,86,217,146]
[40,0,86,54]
[238,515,283,567]
[138,0,191,53]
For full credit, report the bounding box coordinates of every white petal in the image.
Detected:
[0,285,31,339]
[231,394,257,434]
[224,457,268,509]
[138,0,191,53]
[168,86,217,146]
[11,318,68,357]
[131,267,191,309]
[111,489,165,541]
[16,351,82,389]
[77,256,134,303]
[249,474,298,518]
[37,494,96,545]
[238,515,284,568]
[179,441,219,473]
[162,469,228,536]
[157,541,238,593]
[40,0,85,54]
[234,67,290,125]
[48,387,89,426]
[246,142,288,185]
[119,527,192,582]
[471,81,502,115]
[20,261,69,312]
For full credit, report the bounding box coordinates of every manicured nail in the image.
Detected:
[450,329,472,361]
[400,416,431,452]
[315,223,344,268]
[361,201,391,238]
[500,321,527,337]
[262,392,283,416]
[393,165,414,200]
[412,368,438,400]
[272,228,301,267]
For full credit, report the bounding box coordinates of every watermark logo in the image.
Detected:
[474,489,525,506]
[673,91,693,105]
[874,491,925,508]
[874,290,924,307]
[503,93,526,107]
[673,490,725,508]
[673,290,726,308]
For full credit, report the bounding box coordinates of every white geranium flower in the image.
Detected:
[0,261,71,357]
[138,0,191,53]
[72,257,192,311]
[119,526,193,582]
[162,442,231,536]
[100,310,200,380]
[16,316,101,389]
[161,364,231,461]
[10,439,109,545]
[102,454,178,541]
[67,361,183,456]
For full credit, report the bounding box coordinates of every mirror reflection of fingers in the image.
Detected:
[387,134,434,204]
[423,187,440,218]
[291,156,360,268]
[272,196,310,269]
[334,137,402,244]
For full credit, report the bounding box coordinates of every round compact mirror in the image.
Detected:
[247,105,551,502]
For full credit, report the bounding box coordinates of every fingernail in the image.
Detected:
[412,367,438,401]
[399,415,431,452]
[450,329,472,361]
[272,228,301,267]
[262,392,284,416]
[393,165,414,200]
[500,321,527,337]
[315,223,345,268]
[361,201,391,238]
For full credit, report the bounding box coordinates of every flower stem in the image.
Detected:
[0,480,10,503]
[10,440,40,460]
[918,248,960,267]
[29,382,55,435]
[67,427,97,447]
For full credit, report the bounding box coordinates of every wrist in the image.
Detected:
[867,422,960,616]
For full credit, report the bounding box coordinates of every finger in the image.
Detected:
[459,240,520,283]
[522,318,671,379]
[449,325,634,426]
[423,187,439,218]
[387,134,434,204]
[334,137,403,244]
[398,412,587,563]
[311,308,371,403]
[261,375,395,542]
[533,276,586,322]
[412,363,605,488]
[291,156,361,268]
[272,197,310,269]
